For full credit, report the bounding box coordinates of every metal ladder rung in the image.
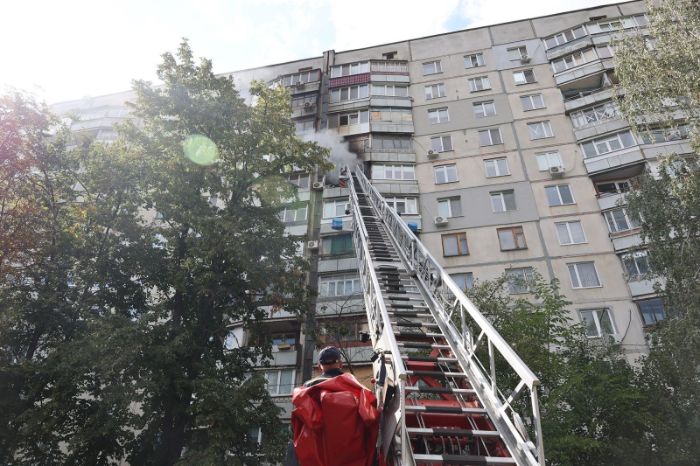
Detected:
[411,454,516,465]
[406,427,500,437]
[404,386,474,395]
[404,405,487,415]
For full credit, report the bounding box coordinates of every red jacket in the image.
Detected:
[291,373,380,466]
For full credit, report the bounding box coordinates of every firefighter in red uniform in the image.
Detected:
[287,346,381,466]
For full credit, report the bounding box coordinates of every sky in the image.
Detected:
[1,0,623,104]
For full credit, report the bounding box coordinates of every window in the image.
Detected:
[490,190,516,213]
[423,60,442,75]
[264,369,295,395]
[322,199,350,218]
[437,197,462,218]
[604,208,640,233]
[580,131,636,158]
[321,234,353,256]
[430,135,453,152]
[280,205,308,223]
[498,226,527,251]
[484,158,509,177]
[371,163,415,180]
[468,76,491,92]
[288,173,310,189]
[327,110,369,128]
[596,44,615,59]
[367,135,412,152]
[590,14,648,34]
[555,220,586,245]
[479,128,503,146]
[277,70,321,86]
[434,164,458,184]
[330,61,369,78]
[527,121,554,140]
[639,125,690,144]
[506,267,534,294]
[507,46,528,61]
[473,101,496,118]
[544,25,587,49]
[545,184,575,206]
[513,69,536,85]
[596,180,631,195]
[319,274,361,297]
[638,298,666,325]
[451,272,474,291]
[535,151,563,171]
[464,52,485,68]
[371,84,409,97]
[621,250,651,279]
[551,49,596,73]
[442,232,469,257]
[295,119,315,133]
[370,108,413,123]
[520,94,545,111]
[579,309,615,337]
[385,196,418,214]
[570,102,619,128]
[330,84,369,103]
[371,60,408,73]
[425,83,446,99]
[428,107,449,124]
[568,262,601,288]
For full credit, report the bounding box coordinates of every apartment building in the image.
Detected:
[52,0,685,426]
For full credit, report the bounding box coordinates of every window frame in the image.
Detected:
[507,46,528,61]
[580,131,636,158]
[371,163,416,181]
[490,190,516,213]
[527,120,554,140]
[442,232,469,257]
[437,196,462,218]
[513,69,536,85]
[318,274,361,297]
[637,298,666,326]
[535,151,563,171]
[321,234,354,256]
[520,94,545,111]
[451,272,474,291]
[384,196,418,215]
[555,220,587,245]
[568,261,601,289]
[430,135,453,153]
[423,60,442,75]
[468,75,492,92]
[464,52,485,68]
[497,226,527,251]
[478,128,503,146]
[484,157,510,178]
[579,309,616,338]
[545,184,575,206]
[428,107,450,124]
[473,100,497,118]
[434,164,458,184]
[604,207,640,233]
[506,267,535,294]
[330,84,369,103]
[264,368,296,396]
[322,198,350,219]
[425,83,446,100]
[621,250,651,280]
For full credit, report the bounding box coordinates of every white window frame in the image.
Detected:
[384,196,418,215]
[544,25,587,49]
[330,61,369,78]
[430,135,453,153]
[288,173,310,190]
[464,52,485,68]
[371,163,416,180]
[580,131,636,158]
[545,184,575,206]
[280,204,308,223]
[437,197,462,218]
[322,198,350,219]
[555,220,587,245]
[568,262,601,289]
[551,49,594,73]
[425,83,446,100]
[579,309,616,338]
[479,128,503,146]
[621,250,651,280]
[434,164,458,184]
[264,369,296,396]
[490,190,516,213]
[423,60,442,75]
[428,107,450,124]
[513,69,536,85]
[371,84,409,97]
[328,110,369,128]
[520,94,545,111]
[330,84,369,103]
[506,267,535,294]
[527,121,554,140]
[507,46,528,61]
[570,101,620,128]
[484,157,510,177]
[451,272,474,291]
[473,101,497,118]
[604,208,640,233]
[535,151,563,171]
[319,274,361,297]
[468,76,492,92]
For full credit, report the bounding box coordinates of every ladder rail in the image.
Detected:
[351,169,545,466]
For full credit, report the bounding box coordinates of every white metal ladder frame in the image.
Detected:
[349,169,545,466]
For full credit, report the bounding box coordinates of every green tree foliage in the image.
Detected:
[0,41,329,465]
[614,2,700,463]
[467,275,650,465]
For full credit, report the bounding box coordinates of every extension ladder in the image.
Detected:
[348,169,544,466]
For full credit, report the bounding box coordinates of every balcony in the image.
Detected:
[546,37,593,61]
[554,59,614,86]
[611,231,642,251]
[628,279,658,297]
[574,118,630,141]
[584,147,645,175]
[597,191,626,211]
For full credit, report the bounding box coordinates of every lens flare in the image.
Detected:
[183,135,219,166]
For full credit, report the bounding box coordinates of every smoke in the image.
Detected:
[303,130,359,186]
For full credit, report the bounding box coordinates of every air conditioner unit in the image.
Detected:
[549,165,565,177]
[312,181,324,191]
[304,101,314,110]
[307,240,319,250]
[295,82,306,89]
[427,149,438,160]
[433,216,448,226]
[520,55,531,64]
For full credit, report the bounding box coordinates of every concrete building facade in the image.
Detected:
[52,0,685,427]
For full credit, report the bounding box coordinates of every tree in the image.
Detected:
[1,41,330,465]
[466,275,651,465]
[614,2,700,463]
